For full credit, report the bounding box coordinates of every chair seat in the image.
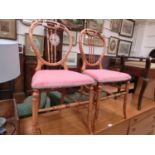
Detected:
[32,70,95,89]
[83,69,131,83]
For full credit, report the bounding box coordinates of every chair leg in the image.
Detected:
[88,86,94,134]
[123,81,130,119]
[80,86,84,102]
[92,84,102,132]
[95,84,102,119]
[32,89,40,134]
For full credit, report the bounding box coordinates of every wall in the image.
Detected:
[17,19,155,58]
[16,19,135,56]
[132,20,155,57]
[17,20,44,45]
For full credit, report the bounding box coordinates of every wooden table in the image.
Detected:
[121,56,155,110]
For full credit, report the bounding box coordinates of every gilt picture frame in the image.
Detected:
[62,51,77,68]
[117,40,132,56]
[120,19,135,38]
[108,37,119,56]
[0,19,17,40]
[59,19,85,31]
[85,19,104,32]
[111,19,122,33]
[83,35,103,47]
[63,31,77,46]
[25,33,44,56]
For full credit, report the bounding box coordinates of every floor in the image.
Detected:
[19,93,155,135]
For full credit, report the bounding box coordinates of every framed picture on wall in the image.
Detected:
[111,19,122,33]
[85,19,104,32]
[117,40,132,56]
[62,51,77,68]
[83,35,103,47]
[108,37,119,56]
[25,33,44,56]
[63,31,77,46]
[59,19,85,31]
[120,19,135,37]
[0,19,17,40]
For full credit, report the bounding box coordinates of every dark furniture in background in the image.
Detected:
[120,56,155,110]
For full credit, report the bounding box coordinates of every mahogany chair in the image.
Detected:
[78,29,131,130]
[29,20,95,134]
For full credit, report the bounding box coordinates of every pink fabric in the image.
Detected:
[83,69,131,83]
[32,70,95,89]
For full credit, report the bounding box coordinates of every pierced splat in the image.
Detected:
[79,29,106,71]
[29,20,73,70]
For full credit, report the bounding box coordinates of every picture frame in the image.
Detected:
[63,31,77,46]
[85,19,104,32]
[117,40,132,56]
[0,19,17,40]
[59,19,85,31]
[108,37,119,56]
[18,44,24,54]
[25,33,44,56]
[111,19,122,33]
[62,52,77,68]
[83,35,103,47]
[120,19,135,37]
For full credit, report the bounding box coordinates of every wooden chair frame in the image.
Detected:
[79,29,130,131]
[29,20,94,134]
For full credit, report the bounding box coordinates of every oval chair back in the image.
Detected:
[79,28,106,71]
[29,19,73,71]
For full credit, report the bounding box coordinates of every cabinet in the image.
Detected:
[128,108,155,134]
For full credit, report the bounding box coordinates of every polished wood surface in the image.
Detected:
[121,56,155,110]
[19,94,155,135]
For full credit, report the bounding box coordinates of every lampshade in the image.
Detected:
[0,39,20,83]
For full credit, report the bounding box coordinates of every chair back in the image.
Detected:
[29,19,73,71]
[79,28,106,71]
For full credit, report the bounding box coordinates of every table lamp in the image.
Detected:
[0,39,20,132]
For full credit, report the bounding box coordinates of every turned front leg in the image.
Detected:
[88,86,94,134]
[32,89,40,134]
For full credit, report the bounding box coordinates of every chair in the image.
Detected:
[78,29,131,130]
[29,20,95,134]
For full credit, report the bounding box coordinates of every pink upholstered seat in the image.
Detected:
[83,69,131,83]
[32,70,95,89]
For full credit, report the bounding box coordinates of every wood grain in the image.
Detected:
[19,94,155,135]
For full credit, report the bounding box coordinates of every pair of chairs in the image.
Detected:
[29,20,131,134]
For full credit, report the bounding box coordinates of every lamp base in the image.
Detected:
[0,117,6,127]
